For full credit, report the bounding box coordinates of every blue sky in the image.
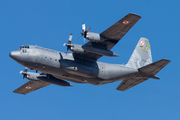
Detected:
[1,0,179,120]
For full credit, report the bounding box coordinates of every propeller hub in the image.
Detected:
[20,67,28,83]
[81,23,90,40]
[63,34,73,54]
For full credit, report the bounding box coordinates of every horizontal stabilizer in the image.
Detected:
[117,59,170,91]
[13,81,51,95]
[138,59,171,76]
[116,77,148,91]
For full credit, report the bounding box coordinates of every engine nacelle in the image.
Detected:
[25,72,40,81]
[86,32,107,42]
[25,72,72,86]
[70,44,85,53]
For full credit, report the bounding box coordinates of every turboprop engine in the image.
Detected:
[81,23,107,42]
[85,32,107,42]
[20,68,72,86]
[63,34,118,57]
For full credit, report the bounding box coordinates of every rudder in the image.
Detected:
[126,37,152,69]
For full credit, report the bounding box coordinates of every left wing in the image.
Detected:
[13,80,51,95]
[73,13,141,61]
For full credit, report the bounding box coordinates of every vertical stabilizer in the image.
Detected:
[126,37,152,69]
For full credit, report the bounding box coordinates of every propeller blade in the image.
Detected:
[68,34,73,44]
[86,27,91,32]
[63,43,66,46]
[82,23,85,32]
[81,23,90,41]
[20,67,28,83]
[22,75,26,83]
[20,70,23,74]
[24,67,28,72]
[66,47,69,54]
[64,34,73,54]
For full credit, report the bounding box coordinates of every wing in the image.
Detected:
[101,13,141,41]
[13,80,51,95]
[73,13,141,60]
[116,77,148,91]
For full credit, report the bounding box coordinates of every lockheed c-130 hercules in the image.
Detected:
[10,13,170,95]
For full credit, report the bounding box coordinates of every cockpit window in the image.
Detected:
[17,45,29,51]
[22,49,27,53]
[24,45,29,48]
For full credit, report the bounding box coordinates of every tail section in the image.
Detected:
[117,59,170,91]
[117,38,171,91]
[126,37,152,69]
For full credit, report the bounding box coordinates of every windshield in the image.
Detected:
[17,45,29,51]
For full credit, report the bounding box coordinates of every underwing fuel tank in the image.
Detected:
[82,45,118,57]
[37,75,72,86]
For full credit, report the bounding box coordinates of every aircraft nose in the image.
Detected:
[9,51,20,60]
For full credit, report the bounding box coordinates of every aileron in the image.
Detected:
[100,13,141,41]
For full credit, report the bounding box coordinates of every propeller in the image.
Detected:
[20,67,28,83]
[63,34,73,54]
[81,23,90,42]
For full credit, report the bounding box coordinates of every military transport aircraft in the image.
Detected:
[10,13,170,95]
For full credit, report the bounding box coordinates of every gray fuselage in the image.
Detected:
[10,45,138,85]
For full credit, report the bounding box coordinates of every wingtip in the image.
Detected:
[160,59,171,63]
[129,13,141,18]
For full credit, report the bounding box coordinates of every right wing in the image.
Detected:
[73,13,141,61]
[100,13,141,41]
[13,80,51,95]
